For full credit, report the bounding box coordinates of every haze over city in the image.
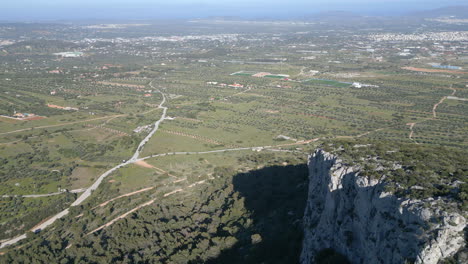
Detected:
[2,0,468,20]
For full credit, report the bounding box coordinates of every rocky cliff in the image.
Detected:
[300,149,466,264]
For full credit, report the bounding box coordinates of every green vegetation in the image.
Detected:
[0,17,466,263]
[1,151,308,263]
[0,194,76,240]
[322,139,468,210]
[315,248,351,264]
[302,78,351,88]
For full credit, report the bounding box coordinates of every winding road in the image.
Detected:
[407,86,457,141]
[432,87,456,118]
[0,80,168,249]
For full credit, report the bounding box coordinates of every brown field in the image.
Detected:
[402,67,468,74]
[134,160,176,177]
[23,116,46,121]
[47,104,66,109]
[134,160,155,169]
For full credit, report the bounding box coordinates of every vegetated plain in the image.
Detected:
[0,18,466,262]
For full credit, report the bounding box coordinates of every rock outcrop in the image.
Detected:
[300,149,466,264]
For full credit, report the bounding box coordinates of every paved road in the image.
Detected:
[73,80,167,207]
[129,93,167,162]
[0,80,167,249]
[139,145,307,161]
[140,147,254,160]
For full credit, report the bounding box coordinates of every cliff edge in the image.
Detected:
[301,149,466,264]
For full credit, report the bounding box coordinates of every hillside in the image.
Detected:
[1,140,466,263]
[408,6,468,18]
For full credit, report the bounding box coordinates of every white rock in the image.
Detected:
[301,150,466,264]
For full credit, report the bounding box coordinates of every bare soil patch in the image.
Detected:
[134,160,155,169]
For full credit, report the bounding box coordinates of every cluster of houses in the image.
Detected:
[206,82,245,88]
[142,89,154,97]
[5,111,45,121]
[13,112,36,119]
[53,51,84,58]
[351,82,379,88]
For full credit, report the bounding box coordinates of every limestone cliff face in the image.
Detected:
[300,150,466,264]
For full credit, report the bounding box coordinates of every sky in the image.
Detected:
[1,0,467,21]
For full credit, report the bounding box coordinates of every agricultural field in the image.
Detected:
[302,78,352,87]
[0,18,466,263]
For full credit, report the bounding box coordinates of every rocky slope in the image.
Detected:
[300,149,466,264]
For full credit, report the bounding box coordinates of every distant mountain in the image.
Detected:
[315,11,363,19]
[302,11,364,20]
[408,6,468,18]
[202,16,244,21]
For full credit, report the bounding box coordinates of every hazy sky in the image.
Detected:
[1,0,467,20]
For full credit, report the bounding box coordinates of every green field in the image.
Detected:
[230,72,255,76]
[265,74,288,79]
[302,78,352,88]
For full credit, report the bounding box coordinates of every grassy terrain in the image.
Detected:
[303,78,352,87]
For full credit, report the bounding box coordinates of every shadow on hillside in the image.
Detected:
[204,164,310,264]
[204,155,445,264]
